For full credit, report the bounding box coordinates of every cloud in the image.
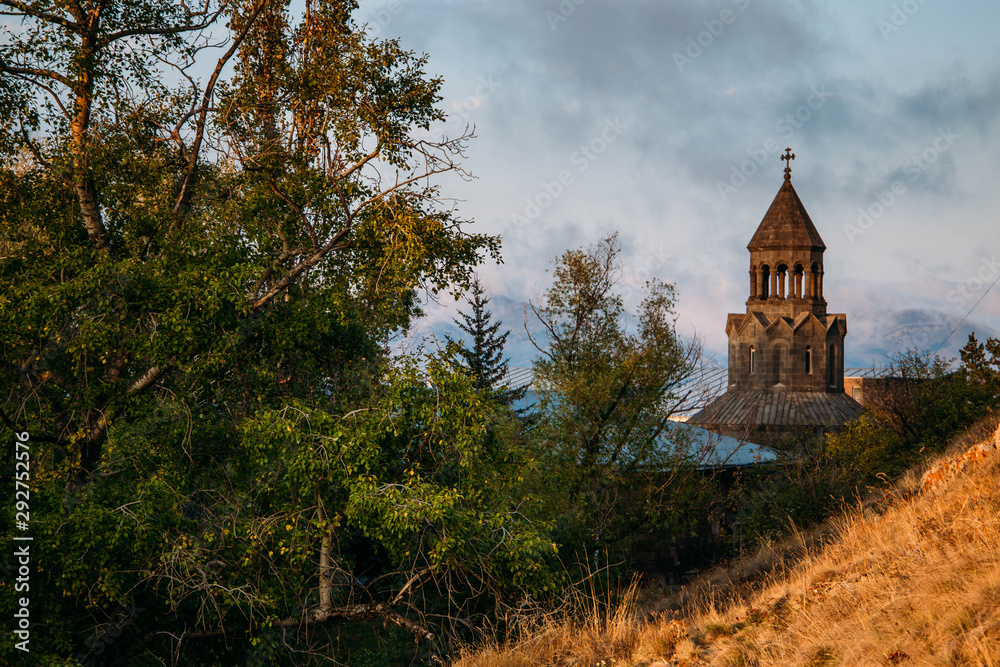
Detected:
[358,0,1000,369]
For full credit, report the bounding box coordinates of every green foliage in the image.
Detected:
[960,333,1000,404]
[823,414,907,486]
[0,1,532,664]
[731,451,847,546]
[859,349,978,451]
[526,233,706,560]
[224,354,556,629]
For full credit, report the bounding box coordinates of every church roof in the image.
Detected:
[687,388,864,430]
[747,177,826,251]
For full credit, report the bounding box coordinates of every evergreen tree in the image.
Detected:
[450,278,526,406]
[961,332,1000,400]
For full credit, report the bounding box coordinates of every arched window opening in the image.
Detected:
[778,344,790,385]
[794,264,804,299]
[828,344,837,387]
[749,346,755,374]
[805,346,812,374]
[777,263,788,299]
[760,266,770,299]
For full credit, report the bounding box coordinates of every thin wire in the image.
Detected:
[932,271,1000,356]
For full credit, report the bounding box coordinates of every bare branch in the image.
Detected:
[172,0,269,218]
[127,363,172,394]
[0,0,80,32]
[300,602,435,641]
[525,300,557,360]
[251,227,352,311]
[350,162,459,216]
[101,6,225,44]
[0,60,77,91]
[334,139,383,182]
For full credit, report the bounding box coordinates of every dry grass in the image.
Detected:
[451,579,643,667]
[452,422,1000,667]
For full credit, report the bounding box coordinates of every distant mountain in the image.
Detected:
[846,307,997,366]
[407,297,999,371]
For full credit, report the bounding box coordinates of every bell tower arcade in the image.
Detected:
[726,149,846,394]
[689,150,862,443]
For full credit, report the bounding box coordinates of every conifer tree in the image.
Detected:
[450,278,526,405]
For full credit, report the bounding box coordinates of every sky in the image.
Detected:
[354,0,1000,369]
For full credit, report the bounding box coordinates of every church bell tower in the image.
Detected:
[729,149,846,394]
[689,150,862,443]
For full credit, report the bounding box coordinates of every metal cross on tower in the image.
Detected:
[781,148,795,178]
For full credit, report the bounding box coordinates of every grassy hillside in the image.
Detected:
[452,418,1000,667]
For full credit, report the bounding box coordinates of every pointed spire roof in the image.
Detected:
[747,176,826,252]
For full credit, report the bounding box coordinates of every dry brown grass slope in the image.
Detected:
[452,419,1000,667]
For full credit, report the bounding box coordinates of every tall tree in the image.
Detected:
[449,277,525,406]
[0,2,551,664]
[0,0,497,491]
[527,233,705,556]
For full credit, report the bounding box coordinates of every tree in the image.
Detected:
[526,233,704,557]
[448,277,526,406]
[859,348,995,452]
[0,1,548,663]
[0,0,496,490]
[960,332,1000,401]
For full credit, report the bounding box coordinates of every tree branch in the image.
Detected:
[0,1,80,32]
[67,363,173,493]
[101,7,225,44]
[334,139,383,182]
[250,226,352,311]
[301,602,434,641]
[172,0,268,219]
[0,60,77,91]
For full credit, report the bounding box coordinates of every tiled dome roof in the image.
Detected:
[747,177,826,251]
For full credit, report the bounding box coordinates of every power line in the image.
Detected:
[932,270,1000,356]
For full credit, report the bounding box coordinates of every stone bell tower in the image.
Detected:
[689,150,863,444]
